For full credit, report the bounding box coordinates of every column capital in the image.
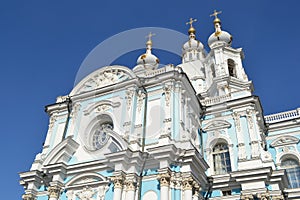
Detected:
[257,192,270,200]
[240,194,254,200]
[22,193,36,200]
[111,175,124,189]
[125,180,137,191]
[271,195,284,200]
[158,172,171,187]
[182,177,194,190]
[48,185,63,199]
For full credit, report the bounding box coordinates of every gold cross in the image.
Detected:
[146,32,156,41]
[210,10,222,19]
[186,18,197,27]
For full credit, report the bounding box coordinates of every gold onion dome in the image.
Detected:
[208,10,232,48]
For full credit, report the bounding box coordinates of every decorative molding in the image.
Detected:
[270,135,300,147]
[202,120,231,132]
[70,103,81,120]
[232,112,241,132]
[71,66,136,95]
[163,85,172,107]
[125,90,135,111]
[83,100,120,116]
[43,136,79,165]
[137,90,146,112]
[66,172,107,188]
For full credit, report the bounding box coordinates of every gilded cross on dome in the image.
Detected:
[186,18,197,28]
[146,32,156,42]
[210,10,222,19]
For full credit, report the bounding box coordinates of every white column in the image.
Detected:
[125,180,136,200]
[183,178,193,200]
[159,173,170,200]
[112,176,124,200]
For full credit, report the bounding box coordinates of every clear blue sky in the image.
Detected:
[1,0,300,199]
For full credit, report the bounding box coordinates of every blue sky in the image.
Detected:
[1,0,300,199]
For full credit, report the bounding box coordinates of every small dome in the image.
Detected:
[133,32,160,73]
[208,30,232,48]
[136,52,159,67]
[183,37,204,52]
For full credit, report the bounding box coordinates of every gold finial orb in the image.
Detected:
[186,18,197,34]
[210,10,222,24]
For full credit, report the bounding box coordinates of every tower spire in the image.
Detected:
[210,10,222,35]
[145,32,155,53]
[186,17,197,38]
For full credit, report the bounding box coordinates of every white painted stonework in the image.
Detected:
[20,14,300,200]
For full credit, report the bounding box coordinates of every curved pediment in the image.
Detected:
[270,135,300,147]
[202,120,231,132]
[70,65,136,96]
[66,172,108,189]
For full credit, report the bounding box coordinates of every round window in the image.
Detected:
[91,124,112,150]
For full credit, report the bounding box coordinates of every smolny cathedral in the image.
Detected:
[19,11,300,200]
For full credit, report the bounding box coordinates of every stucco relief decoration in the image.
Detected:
[95,105,110,113]
[137,90,146,112]
[271,135,299,147]
[125,90,134,111]
[232,112,241,132]
[79,69,130,93]
[48,113,58,130]
[75,186,96,200]
[202,120,231,132]
[246,109,254,129]
[163,85,172,107]
[70,103,81,120]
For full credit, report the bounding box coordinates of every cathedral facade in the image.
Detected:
[20,11,300,200]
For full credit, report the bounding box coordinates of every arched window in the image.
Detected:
[227,59,236,78]
[212,143,232,175]
[281,158,300,188]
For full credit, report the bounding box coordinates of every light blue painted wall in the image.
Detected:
[141,179,160,200]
